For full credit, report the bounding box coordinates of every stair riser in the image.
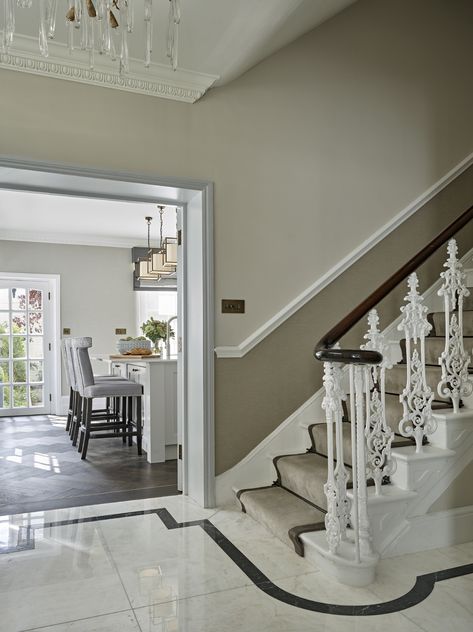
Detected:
[400,338,446,366]
[429,311,473,336]
[275,453,329,512]
[310,422,353,466]
[385,365,450,403]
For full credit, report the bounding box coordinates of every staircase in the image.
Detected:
[234,219,473,587]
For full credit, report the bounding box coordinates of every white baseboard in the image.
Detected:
[215,388,324,506]
[215,151,473,358]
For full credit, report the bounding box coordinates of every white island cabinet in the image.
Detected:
[92,355,177,464]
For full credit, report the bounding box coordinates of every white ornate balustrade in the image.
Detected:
[361,310,395,495]
[437,239,473,412]
[317,238,473,584]
[397,273,436,452]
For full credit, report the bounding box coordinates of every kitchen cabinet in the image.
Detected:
[92,356,177,464]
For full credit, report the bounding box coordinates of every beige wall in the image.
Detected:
[1,0,473,469]
[0,241,136,394]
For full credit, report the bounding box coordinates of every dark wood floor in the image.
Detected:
[0,415,178,516]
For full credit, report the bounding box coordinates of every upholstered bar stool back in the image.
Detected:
[61,338,74,432]
[71,337,144,460]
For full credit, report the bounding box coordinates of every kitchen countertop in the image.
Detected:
[92,354,177,363]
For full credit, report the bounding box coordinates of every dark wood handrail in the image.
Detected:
[315,202,473,362]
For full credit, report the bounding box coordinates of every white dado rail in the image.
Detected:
[92,355,177,464]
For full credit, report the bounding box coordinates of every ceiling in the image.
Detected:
[1,0,357,102]
[0,189,178,248]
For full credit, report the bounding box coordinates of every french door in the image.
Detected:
[0,280,52,416]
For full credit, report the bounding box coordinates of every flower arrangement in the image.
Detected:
[140,317,174,348]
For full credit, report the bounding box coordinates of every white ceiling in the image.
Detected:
[2,0,357,101]
[0,189,178,248]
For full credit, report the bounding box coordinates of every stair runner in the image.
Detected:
[237,298,473,556]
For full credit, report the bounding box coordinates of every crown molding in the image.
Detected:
[0,34,218,103]
[215,151,473,358]
[0,229,148,249]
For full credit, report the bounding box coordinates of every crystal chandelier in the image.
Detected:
[1,0,181,74]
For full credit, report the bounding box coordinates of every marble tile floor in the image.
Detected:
[0,494,472,632]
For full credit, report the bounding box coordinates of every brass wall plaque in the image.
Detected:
[115,328,127,335]
[63,328,71,335]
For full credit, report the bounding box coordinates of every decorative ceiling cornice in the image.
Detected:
[0,34,218,103]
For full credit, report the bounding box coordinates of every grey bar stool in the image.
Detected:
[63,338,126,446]
[71,337,143,460]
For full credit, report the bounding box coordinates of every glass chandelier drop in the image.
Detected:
[1,0,181,74]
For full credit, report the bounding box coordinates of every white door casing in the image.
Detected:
[0,156,215,507]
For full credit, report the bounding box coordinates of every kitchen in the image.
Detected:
[0,189,183,514]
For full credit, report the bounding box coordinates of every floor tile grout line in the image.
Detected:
[97,521,144,632]
[18,608,133,632]
[131,581,265,614]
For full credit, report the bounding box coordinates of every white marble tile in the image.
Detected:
[25,610,141,632]
[1,494,217,531]
[0,522,130,631]
[402,582,473,632]
[369,547,471,602]
[133,583,425,632]
[101,517,250,608]
[90,494,219,523]
[209,507,318,580]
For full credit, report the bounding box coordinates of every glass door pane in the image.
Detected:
[0,283,49,416]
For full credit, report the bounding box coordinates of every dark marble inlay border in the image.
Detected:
[2,506,473,616]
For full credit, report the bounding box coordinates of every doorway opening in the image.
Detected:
[0,156,215,515]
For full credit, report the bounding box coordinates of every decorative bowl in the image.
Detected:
[116,338,152,355]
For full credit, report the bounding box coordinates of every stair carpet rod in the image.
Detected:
[313,204,473,579]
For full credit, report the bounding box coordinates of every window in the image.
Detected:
[136,291,178,356]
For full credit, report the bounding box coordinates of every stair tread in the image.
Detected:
[238,486,325,551]
[275,452,335,511]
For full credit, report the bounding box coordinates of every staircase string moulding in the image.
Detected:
[0,0,182,74]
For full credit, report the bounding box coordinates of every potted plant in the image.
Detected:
[140,317,174,355]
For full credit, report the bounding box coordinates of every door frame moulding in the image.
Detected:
[0,155,215,508]
[0,271,61,416]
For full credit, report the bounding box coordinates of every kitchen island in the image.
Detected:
[92,355,177,464]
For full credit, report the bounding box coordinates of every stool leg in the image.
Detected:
[121,397,127,444]
[77,397,86,452]
[72,393,82,447]
[127,396,134,447]
[136,395,142,456]
[81,398,92,460]
[69,390,76,438]
[66,387,73,431]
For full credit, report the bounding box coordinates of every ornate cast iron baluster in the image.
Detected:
[437,239,473,413]
[361,309,395,494]
[398,273,436,452]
